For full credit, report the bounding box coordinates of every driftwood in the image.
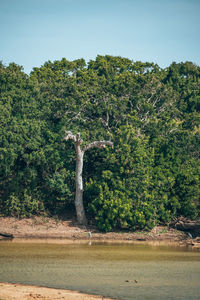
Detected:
[0,232,14,239]
[174,219,200,231]
[172,217,200,237]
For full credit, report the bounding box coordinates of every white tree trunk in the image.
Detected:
[64,131,113,225]
[75,144,87,225]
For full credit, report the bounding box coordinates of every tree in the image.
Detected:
[64,131,113,225]
[1,57,199,230]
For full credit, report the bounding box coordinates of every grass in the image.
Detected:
[159,228,168,234]
[136,231,150,235]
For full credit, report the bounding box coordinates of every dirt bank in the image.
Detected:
[0,282,113,300]
[0,216,188,243]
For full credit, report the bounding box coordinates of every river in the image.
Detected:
[0,239,199,300]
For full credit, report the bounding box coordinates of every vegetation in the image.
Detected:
[0,56,199,231]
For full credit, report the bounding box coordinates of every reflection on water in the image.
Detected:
[0,240,200,300]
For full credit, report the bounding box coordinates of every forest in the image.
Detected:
[0,55,199,232]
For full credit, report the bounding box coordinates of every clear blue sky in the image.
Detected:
[1,0,200,73]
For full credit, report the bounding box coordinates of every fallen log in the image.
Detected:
[174,220,200,231]
[173,218,200,237]
[0,232,14,239]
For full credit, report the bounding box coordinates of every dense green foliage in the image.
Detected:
[0,56,199,231]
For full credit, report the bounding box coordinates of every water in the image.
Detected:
[0,239,200,300]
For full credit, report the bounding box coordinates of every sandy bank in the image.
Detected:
[0,216,188,243]
[0,282,113,300]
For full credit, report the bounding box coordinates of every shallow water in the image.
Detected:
[0,240,199,300]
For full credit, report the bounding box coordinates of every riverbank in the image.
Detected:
[0,216,189,243]
[0,282,113,300]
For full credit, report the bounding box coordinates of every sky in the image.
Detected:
[1,0,200,74]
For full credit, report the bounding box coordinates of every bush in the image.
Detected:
[86,180,155,232]
[4,190,44,218]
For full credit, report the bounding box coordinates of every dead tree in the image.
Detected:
[64,131,113,225]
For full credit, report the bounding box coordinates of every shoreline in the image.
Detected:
[0,282,114,300]
[0,237,189,248]
[1,216,199,248]
[0,216,189,243]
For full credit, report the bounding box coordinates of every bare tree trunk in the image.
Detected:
[75,144,87,225]
[64,131,113,225]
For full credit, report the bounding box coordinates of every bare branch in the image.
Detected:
[100,111,110,130]
[65,98,92,124]
[64,131,77,142]
[76,132,83,144]
[83,140,113,152]
[64,131,83,144]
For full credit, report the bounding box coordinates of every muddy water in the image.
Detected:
[0,240,199,300]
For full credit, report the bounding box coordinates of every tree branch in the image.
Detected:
[63,131,77,142]
[63,131,83,144]
[83,140,113,152]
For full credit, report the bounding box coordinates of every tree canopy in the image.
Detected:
[0,56,199,231]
